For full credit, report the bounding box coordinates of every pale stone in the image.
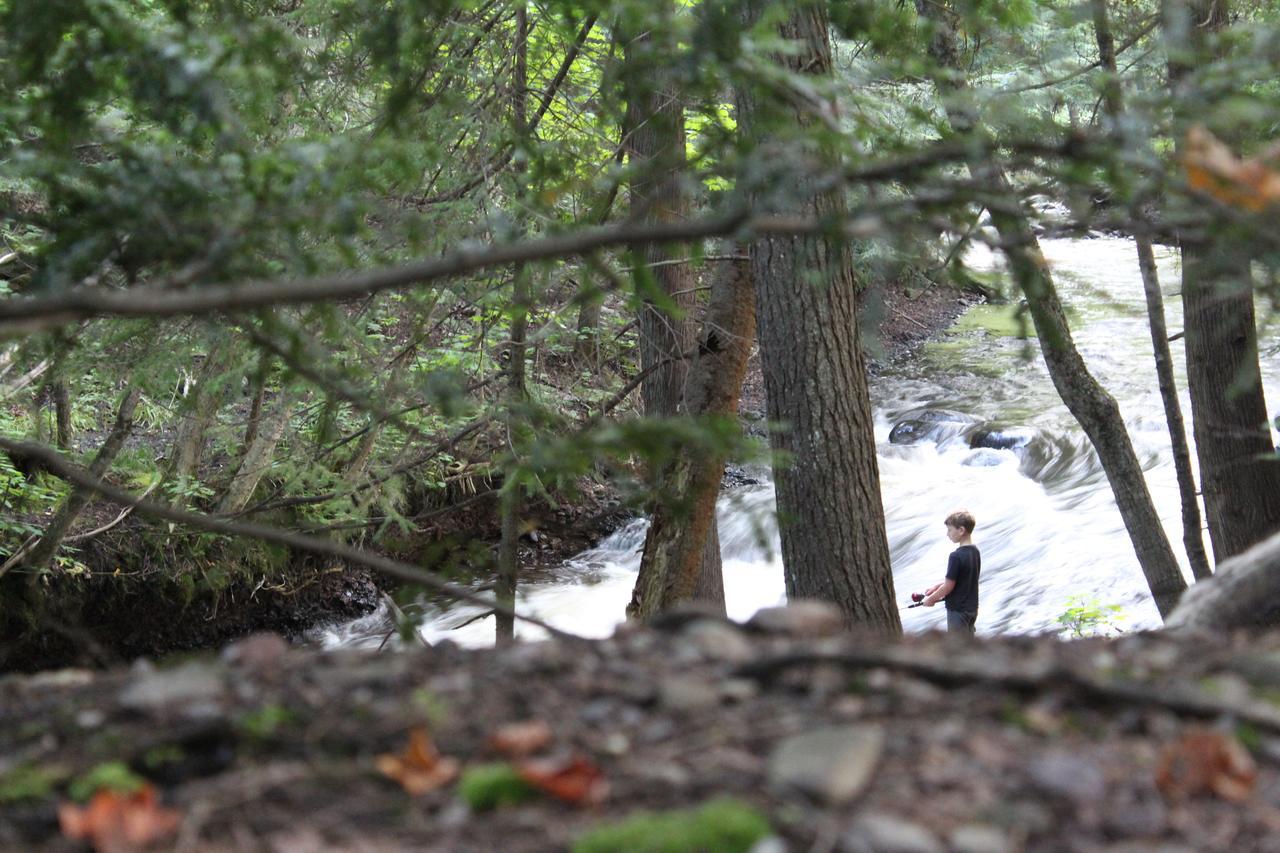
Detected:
[748,600,845,637]
[841,813,944,853]
[768,724,885,805]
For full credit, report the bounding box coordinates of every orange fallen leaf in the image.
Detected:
[487,720,554,758]
[58,784,182,852]
[1183,125,1280,213]
[1155,727,1256,802]
[376,727,459,795]
[516,754,608,806]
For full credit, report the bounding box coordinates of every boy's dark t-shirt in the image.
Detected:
[945,544,980,613]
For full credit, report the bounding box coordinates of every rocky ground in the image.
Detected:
[4,601,1280,852]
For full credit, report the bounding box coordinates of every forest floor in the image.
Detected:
[4,604,1280,852]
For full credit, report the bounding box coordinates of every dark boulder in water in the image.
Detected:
[969,426,1036,451]
[888,410,978,446]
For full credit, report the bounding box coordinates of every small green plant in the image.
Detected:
[237,704,297,740]
[573,799,772,853]
[68,762,146,802]
[1056,596,1124,639]
[456,763,537,811]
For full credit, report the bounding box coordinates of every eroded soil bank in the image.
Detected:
[3,603,1280,851]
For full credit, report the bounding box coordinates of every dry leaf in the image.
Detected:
[1155,727,1256,802]
[376,727,459,795]
[1183,125,1280,213]
[516,754,608,806]
[487,720,554,757]
[58,784,182,852]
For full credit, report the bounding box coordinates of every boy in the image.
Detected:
[915,510,980,636]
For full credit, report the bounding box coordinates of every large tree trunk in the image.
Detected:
[736,0,901,633]
[919,0,1187,617]
[622,5,724,610]
[1091,0,1212,581]
[1163,0,1280,561]
[19,386,141,572]
[629,254,754,618]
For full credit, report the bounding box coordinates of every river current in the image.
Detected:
[316,235,1280,649]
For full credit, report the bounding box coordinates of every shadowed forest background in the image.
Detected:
[2,0,1280,848]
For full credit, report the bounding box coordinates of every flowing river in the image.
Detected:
[316,234,1280,649]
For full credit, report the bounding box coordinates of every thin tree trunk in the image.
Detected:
[21,387,141,571]
[737,0,901,633]
[1163,0,1280,561]
[242,358,269,453]
[52,380,72,450]
[496,3,530,646]
[1091,0,1212,581]
[217,392,292,515]
[629,254,754,618]
[920,0,1187,617]
[621,4,724,608]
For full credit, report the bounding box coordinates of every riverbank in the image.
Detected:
[2,273,978,673]
[4,601,1278,851]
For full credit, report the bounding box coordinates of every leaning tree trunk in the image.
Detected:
[1163,0,1280,561]
[1091,0,1212,581]
[919,0,1187,617]
[217,391,292,515]
[166,342,232,503]
[20,386,141,572]
[629,254,754,618]
[621,4,724,610]
[736,0,901,633]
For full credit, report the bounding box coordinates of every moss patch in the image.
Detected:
[572,798,772,853]
[949,304,1035,338]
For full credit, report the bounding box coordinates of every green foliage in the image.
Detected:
[456,763,537,811]
[68,761,146,802]
[1056,596,1124,639]
[0,763,66,803]
[237,703,297,740]
[572,799,773,853]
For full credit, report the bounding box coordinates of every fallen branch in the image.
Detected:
[734,645,1280,733]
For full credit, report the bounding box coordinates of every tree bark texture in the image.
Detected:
[629,254,754,618]
[623,6,724,609]
[21,386,141,571]
[920,0,1187,617]
[737,0,901,633]
[1163,0,1280,561]
[1091,0,1212,581]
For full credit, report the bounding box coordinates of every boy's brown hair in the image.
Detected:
[945,510,976,533]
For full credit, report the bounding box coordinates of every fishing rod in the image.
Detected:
[900,592,927,610]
